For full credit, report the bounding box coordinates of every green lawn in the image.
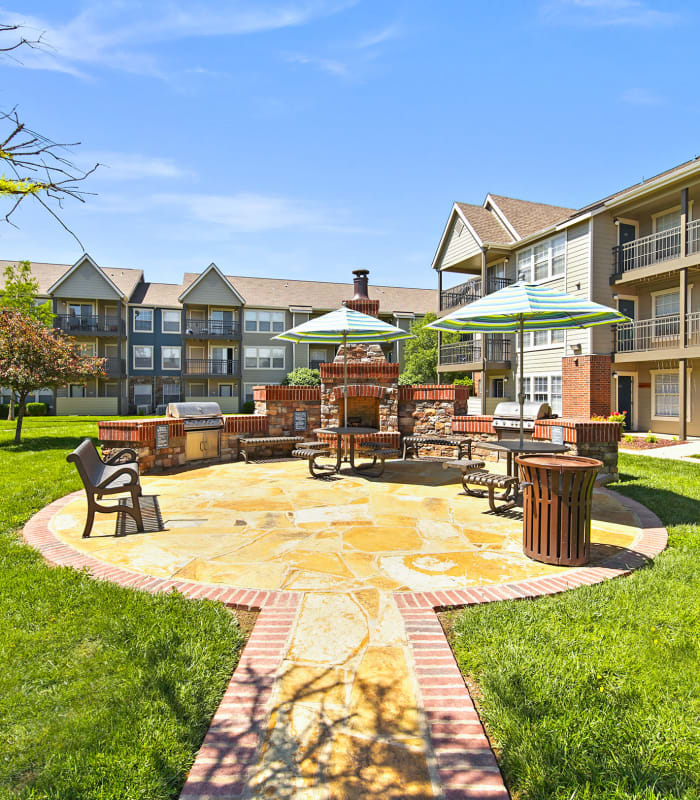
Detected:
[0,417,246,800]
[445,454,700,800]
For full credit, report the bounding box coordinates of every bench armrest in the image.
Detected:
[96,465,140,491]
[104,447,138,465]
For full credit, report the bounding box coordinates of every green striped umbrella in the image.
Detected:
[427,282,630,445]
[274,306,413,427]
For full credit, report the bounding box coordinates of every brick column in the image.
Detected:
[562,354,612,419]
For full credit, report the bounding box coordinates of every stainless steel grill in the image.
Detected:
[166,401,224,431]
[492,400,553,439]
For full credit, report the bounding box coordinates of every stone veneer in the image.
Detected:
[253,386,321,437]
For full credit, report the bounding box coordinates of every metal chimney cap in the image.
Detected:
[352,269,370,277]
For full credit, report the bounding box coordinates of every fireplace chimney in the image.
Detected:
[352,269,370,300]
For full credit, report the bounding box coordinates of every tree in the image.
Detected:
[0,309,104,443]
[0,260,53,418]
[398,313,460,385]
[1,25,97,243]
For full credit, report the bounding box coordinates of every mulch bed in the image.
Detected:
[620,437,688,451]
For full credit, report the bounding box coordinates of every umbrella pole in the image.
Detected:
[343,331,348,429]
[519,316,525,448]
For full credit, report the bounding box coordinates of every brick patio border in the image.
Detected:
[22,488,667,800]
[395,488,667,800]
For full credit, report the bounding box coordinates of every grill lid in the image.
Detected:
[493,401,552,421]
[166,401,222,419]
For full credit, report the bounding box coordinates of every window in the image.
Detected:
[522,377,531,401]
[77,342,96,357]
[103,383,118,398]
[244,310,285,332]
[552,329,565,344]
[162,310,181,333]
[134,383,152,409]
[161,346,181,370]
[188,382,206,396]
[133,345,153,369]
[162,383,180,403]
[133,308,153,332]
[654,373,679,418]
[654,208,681,233]
[534,376,549,403]
[550,375,562,415]
[69,384,85,398]
[521,375,562,411]
[517,329,564,349]
[516,234,566,282]
[653,290,680,318]
[218,384,233,397]
[244,346,285,369]
[533,330,548,347]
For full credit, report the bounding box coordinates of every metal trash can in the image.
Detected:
[515,454,602,566]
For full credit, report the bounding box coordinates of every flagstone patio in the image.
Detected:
[38,459,658,800]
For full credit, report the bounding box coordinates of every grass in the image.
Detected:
[0,417,246,800]
[445,454,700,800]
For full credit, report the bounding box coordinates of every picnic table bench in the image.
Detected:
[402,435,472,461]
[66,438,144,538]
[239,435,304,463]
[443,459,518,513]
[292,441,334,477]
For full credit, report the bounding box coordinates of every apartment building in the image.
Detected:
[433,158,700,438]
[0,259,434,415]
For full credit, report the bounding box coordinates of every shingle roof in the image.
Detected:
[487,195,575,239]
[0,260,143,298]
[183,273,436,314]
[129,282,184,307]
[454,203,514,245]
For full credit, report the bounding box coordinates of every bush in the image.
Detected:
[25,402,48,416]
[241,400,255,414]
[281,367,321,387]
[451,375,473,388]
[646,430,658,443]
[0,403,8,420]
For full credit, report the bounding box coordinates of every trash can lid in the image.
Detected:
[515,454,603,470]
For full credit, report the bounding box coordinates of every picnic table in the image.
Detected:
[314,427,399,475]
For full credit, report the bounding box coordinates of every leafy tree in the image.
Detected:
[398,313,459,385]
[281,367,321,387]
[0,260,53,418]
[0,309,105,443]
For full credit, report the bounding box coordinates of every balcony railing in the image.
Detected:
[184,319,241,338]
[688,311,700,346]
[103,357,126,376]
[687,219,700,255]
[55,314,123,334]
[184,358,240,376]
[440,338,511,366]
[610,217,700,274]
[440,276,513,311]
[614,314,689,353]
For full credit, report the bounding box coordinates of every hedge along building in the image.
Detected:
[0,257,435,415]
[432,157,700,438]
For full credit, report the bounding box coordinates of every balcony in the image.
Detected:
[440,276,513,312]
[55,314,123,335]
[612,220,700,280]
[184,358,240,377]
[439,338,511,371]
[614,312,700,360]
[103,357,126,376]
[184,319,241,338]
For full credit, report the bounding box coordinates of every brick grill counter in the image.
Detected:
[98,414,268,473]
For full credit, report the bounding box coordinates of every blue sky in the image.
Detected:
[1,0,697,289]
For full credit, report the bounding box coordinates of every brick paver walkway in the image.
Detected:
[24,460,667,799]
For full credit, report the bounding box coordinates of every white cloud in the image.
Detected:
[540,0,679,27]
[0,2,356,78]
[620,87,664,106]
[354,24,401,50]
[284,52,350,77]
[80,152,190,180]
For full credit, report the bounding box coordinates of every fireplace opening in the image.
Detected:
[343,396,379,428]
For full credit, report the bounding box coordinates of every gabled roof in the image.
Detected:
[129,281,184,308]
[178,262,246,304]
[486,195,575,239]
[454,203,514,245]
[0,260,70,296]
[182,273,436,315]
[46,253,126,298]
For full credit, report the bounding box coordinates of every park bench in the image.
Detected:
[444,459,518,513]
[292,443,333,477]
[357,441,401,477]
[402,435,472,461]
[66,439,144,538]
[239,435,304,463]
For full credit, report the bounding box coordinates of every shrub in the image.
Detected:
[25,402,48,416]
[623,434,635,443]
[281,367,321,387]
[646,430,658,444]
[451,375,474,388]
[241,400,255,414]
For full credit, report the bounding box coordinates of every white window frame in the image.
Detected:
[161,309,181,334]
[244,309,285,333]
[521,374,562,414]
[243,382,257,404]
[244,346,286,370]
[517,330,566,351]
[650,286,694,319]
[515,233,567,284]
[161,346,182,371]
[133,383,153,405]
[133,345,153,370]
[650,368,692,421]
[651,205,683,233]
[133,307,154,333]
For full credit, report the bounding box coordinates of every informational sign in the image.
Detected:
[155,424,170,450]
[550,425,564,445]
[293,410,308,432]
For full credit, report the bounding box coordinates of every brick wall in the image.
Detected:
[254,385,321,437]
[562,354,612,419]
